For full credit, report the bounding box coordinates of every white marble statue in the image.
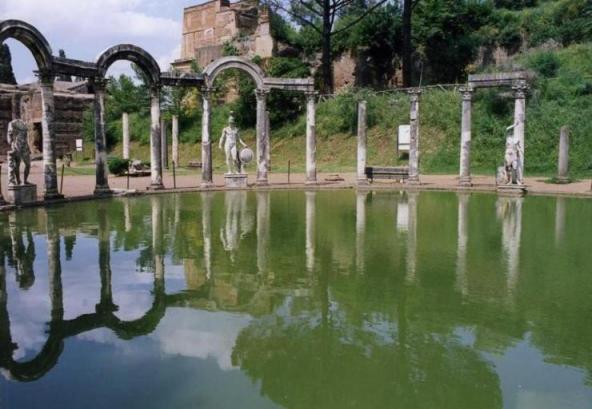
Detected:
[219,113,247,174]
[501,124,523,185]
[6,119,31,186]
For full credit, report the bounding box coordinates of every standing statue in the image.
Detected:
[6,119,31,186]
[219,113,247,174]
[499,124,523,185]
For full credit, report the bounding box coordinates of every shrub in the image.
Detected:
[527,51,561,78]
[107,157,130,176]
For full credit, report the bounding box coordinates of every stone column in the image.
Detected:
[255,89,269,185]
[305,91,317,184]
[0,163,6,205]
[149,85,164,189]
[356,191,367,273]
[122,112,130,160]
[93,79,111,195]
[305,191,316,273]
[39,71,62,199]
[160,118,168,170]
[257,191,270,275]
[407,89,421,185]
[456,193,469,295]
[459,87,474,187]
[201,88,213,187]
[265,110,271,171]
[513,81,528,174]
[201,192,213,280]
[172,114,179,166]
[557,126,570,183]
[357,100,368,185]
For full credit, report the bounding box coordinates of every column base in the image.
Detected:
[147,183,165,191]
[406,177,421,186]
[357,178,369,186]
[458,177,472,187]
[305,180,318,186]
[256,179,269,187]
[95,301,119,314]
[94,186,112,196]
[201,181,214,188]
[43,188,63,201]
[555,176,570,184]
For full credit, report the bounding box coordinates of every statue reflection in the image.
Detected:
[456,193,469,295]
[220,191,253,262]
[8,212,35,289]
[406,192,418,282]
[496,196,523,294]
[305,191,316,273]
[355,191,367,274]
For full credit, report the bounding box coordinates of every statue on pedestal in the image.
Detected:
[498,124,523,186]
[6,119,31,186]
[219,113,248,174]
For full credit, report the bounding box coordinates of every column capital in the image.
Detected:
[200,87,214,98]
[512,81,528,98]
[255,88,270,100]
[90,77,108,92]
[305,90,318,102]
[459,86,474,101]
[407,88,422,102]
[149,83,162,95]
[36,69,55,86]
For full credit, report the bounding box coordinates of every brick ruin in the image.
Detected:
[0,81,93,158]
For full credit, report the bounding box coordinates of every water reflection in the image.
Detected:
[0,191,591,408]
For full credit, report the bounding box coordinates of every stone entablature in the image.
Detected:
[174,0,273,71]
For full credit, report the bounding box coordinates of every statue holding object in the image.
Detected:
[7,119,31,186]
[498,123,524,186]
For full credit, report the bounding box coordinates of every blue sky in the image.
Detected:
[0,0,207,83]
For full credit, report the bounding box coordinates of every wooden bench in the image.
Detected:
[365,166,409,183]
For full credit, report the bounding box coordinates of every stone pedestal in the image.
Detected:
[8,184,37,204]
[224,173,248,189]
[497,184,527,196]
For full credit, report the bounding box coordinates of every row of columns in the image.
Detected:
[200,88,318,187]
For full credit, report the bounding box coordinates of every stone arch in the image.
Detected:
[96,44,161,84]
[203,56,266,89]
[0,19,53,72]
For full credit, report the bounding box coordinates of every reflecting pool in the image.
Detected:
[0,191,591,408]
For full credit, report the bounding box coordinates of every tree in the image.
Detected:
[402,0,420,87]
[0,43,17,85]
[265,0,390,93]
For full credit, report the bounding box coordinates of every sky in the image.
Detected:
[0,0,206,83]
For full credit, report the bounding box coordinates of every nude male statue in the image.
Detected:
[219,113,247,174]
[6,119,31,186]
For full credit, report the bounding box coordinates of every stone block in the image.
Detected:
[497,184,527,196]
[224,173,248,189]
[7,184,37,204]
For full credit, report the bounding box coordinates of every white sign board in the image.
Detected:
[398,125,410,153]
[75,139,83,152]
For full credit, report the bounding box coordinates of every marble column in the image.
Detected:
[459,87,474,187]
[122,112,130,160]
[201,192,213,280]
[256,89,269,185]
[149,85,164,189]
[557,126,570,183]
[407,89,421,185]
[93,79,111,195]
[160,118,168,170]
[305,91,317,184]
[357,100,368,185]
[406,192,418,282]
[513,81,528,174]
[305,191,316,273]
[257,191,270,275]
[172,114,179,166]
[265,110,271,171]
[356,191,367,273]
[39,71,62,199]
[201,88,213,187]
[456,193,469,295]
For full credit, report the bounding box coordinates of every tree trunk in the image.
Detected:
[402,0,413,87]
[321,0,334,94]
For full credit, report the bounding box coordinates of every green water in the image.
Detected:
[0,190,591,409]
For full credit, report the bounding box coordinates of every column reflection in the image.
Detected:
[555,197,566,246]
[406,192,418,283]
[201,192,213,280]
[305,191,316,273]
[257,191,270,275]
[356,191,367,274]
[456,193,469,295]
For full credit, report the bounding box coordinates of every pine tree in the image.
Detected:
[0,43,17,85]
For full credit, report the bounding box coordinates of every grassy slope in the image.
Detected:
[99,43,592,177]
